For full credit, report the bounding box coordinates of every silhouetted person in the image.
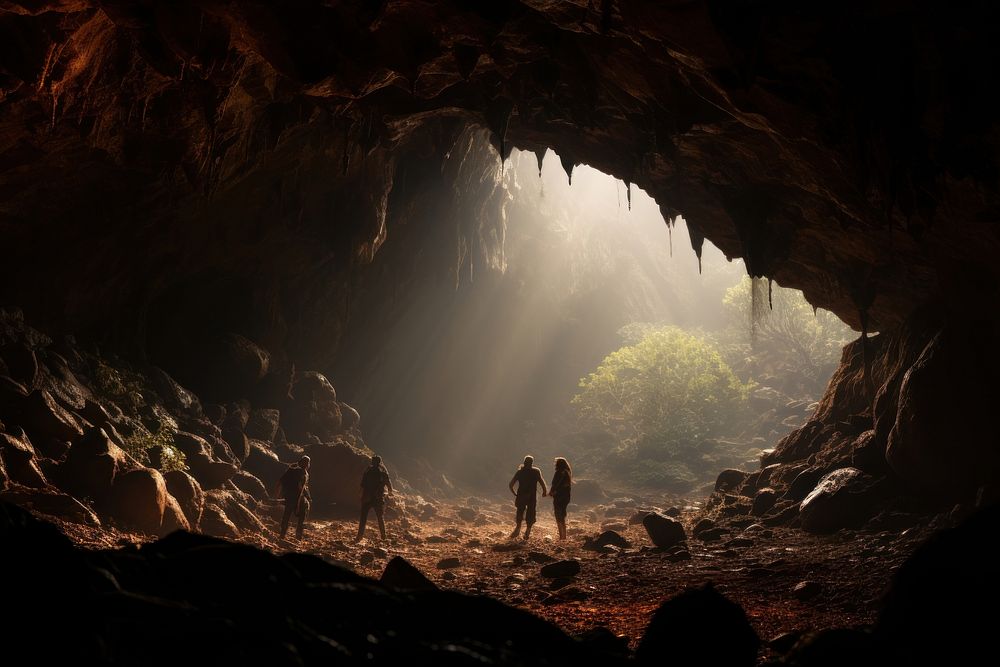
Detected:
[275,455,311,540]
[356,454,393,541]
[508,455,547,541]
[550,457,572,540]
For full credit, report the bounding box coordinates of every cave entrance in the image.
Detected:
[334,146,854,501]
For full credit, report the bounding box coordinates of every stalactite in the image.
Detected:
[560,153,575,185]
[625,180,632,210]
[768,278,773,310]
[688,219,706,274]
[534,149,545,177]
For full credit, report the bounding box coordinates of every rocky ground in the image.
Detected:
[42,486,943,665]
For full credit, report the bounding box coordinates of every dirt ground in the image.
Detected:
[52,491,933,664]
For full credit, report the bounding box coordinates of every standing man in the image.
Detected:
[508,455,547,541]
[356,454,393,542]
[276,455,311,541]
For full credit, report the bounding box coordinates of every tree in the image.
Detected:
[720,277,854,395]
[572,326,752,456]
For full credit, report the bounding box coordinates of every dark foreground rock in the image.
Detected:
[642,513,686,548]
[636,583,760,666]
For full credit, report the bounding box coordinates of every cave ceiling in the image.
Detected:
[1,0,999,363]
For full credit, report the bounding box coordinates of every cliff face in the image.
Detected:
[2,2,1000,498]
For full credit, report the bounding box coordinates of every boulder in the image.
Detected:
[244,441,287,491]
[159,494,191,535]
[147,367,201,417]
[437,557,461,569]
[0,343,38,388]
[246,409,280,442]
[60,427,132,502]
[198,333,270,400]
[0,486,99,525]
[636,583,759,666]
[284,371,343,441]
[540,559,580,578]
[173,431,237,489]
[221,426,250,464]
[0,431,47,488]
[107,468,170,534]
[799,467,880,533]
[715,468,749,493]
[642,513,686,549]
[163,470,204,529]
[19,389,83,445]
[200,502,240,539]
[0,374,28,413]
[303,441,372,515]
[380,556,437,591]
[339,403,361,430]
[231,470,269,501]
[751,488,778,516]
[585,530,630,550]
[571,478,606,504]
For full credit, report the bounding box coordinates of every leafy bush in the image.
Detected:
[572,326,752,459]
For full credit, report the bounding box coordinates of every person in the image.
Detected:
[508,455,547,541]
[275,455,311,540]
[550,457,572,540]
[356,454,393,541]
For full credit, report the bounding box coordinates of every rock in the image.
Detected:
[159,494,191,535]
[877,504,1000,664]
[665,506,681,517]
[787,466,827,501]
[441,571,457,582]
[491,543,522,553]
[636,583,760,666]
[0,431,47,487]
[147,367,201,416]
[284,371,343,441]
[571,478,606,504]
[642,513,686,548]
[221,426,250,464]
[457,507,478,522]
[543,586,590,604]
[303,440,372,515]
[548,577,574,590]
[60,427,132,502]
[527,551,555,564]
[751,488,778,516]
[339,403,361,430]
[715,468,749,493]
[783,629,874,666]
[1,485,100,525]
[799,468,880,533]
[380,556,438,591]
[0,343,38,388]
[540,559,580,578]
[726,537,754,549]
[19,389,83,445]
[628,510,651,525]
[0,374,28,411]
[698,527,730,542]
[793,580,822,600]
[243,440,288,490]
[437,557,461,569]
[107,468,170,534]
[204,404,225,425]
[163,470,204,529]
[230,470,268,500]
[585,530,630,550]
[692,518,715,535]
[245,409,280,442]
[198,333,270,399]
[173,431,238,489]
[768,631,801,655]
[200,502,240,538]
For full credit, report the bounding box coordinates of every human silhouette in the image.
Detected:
[356,454,393,541]
[275,455,311,540]
[508,455,547,541]
[550,457,572,540]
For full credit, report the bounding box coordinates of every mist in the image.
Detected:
[333,148,851,496]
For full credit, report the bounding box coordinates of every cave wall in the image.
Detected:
[3,2,1000,500]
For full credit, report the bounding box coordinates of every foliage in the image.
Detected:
[93,360,145,414]
[719,277,854,395]
[572,327,752,459]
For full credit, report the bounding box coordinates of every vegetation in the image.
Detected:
[572,326,752,461]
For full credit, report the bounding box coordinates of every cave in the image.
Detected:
[2,2,999,665]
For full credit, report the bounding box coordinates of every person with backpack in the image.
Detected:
[355,454,393,542]
[275,455,311,540]
[508,455,547,541]
[550,457,572,540]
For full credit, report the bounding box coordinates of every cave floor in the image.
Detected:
[52,493,938,663]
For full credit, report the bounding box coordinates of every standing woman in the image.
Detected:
[550,457,572,540]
